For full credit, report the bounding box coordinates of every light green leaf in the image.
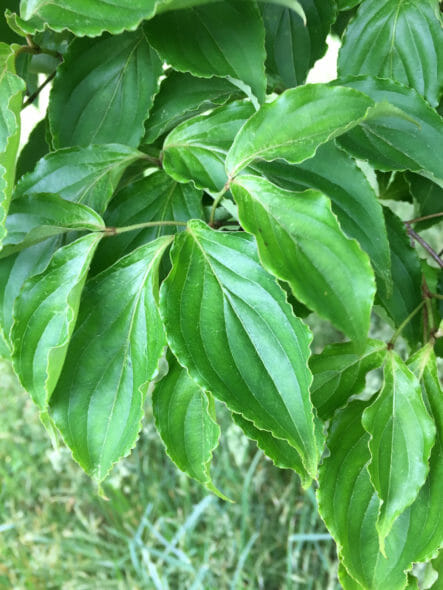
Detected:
[256,141,392,290]
[1,194,104,258]
[163,101,254,194]
[11,233,102,411]
[50,236,172,481]
[338,0,443,106]
[310,339,386,420]
[225,84,377,177]
[160,220,321,478]
[232,411,318,488]
[0,43,25,250]
[48,29,162,148]
[14,144,143,214]
[337,77,443,183]
[261,0,336,89]
[232,174,375,345]
[153,351,225,498]
[144,72,238,144]
[362,351,436,554]
[145,1,267,103]
[376,208,423,347]
[92,170,203,273]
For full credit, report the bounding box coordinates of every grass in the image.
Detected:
[0,357,339,590]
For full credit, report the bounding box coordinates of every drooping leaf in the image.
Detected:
[14,144,143,214]
[376,208,423,347]
[153,351,225,497]
[0,43,25,249]
[144,72,238,144]
[232,175,375,345]
[1,194,104,258]
[256,141,392,290]
[309,339,386,420]
[92,170,203,273]
[145,1,267,103]
[337,77,443,184]
[48,29,162,148]
[50,236,172,481]
[163,101,254,194]
[338,0,443,106]
[362,351,436,553]
[232,411,318,488]
[160,220,321,478]
[225,84,377,177]
[261,0,336,89]
[11,233,102,411]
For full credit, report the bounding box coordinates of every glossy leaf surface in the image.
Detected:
[11,233,102,410]
[50,236,172,480]
[160,220,321,478]
[49,30,162,148]
[232,175,375,345]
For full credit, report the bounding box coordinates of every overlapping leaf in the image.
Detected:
[163,101,254,194]
[1,194,104,258]
[11,233,102,411]
[232,175,375,345]
[153,352,224,497]
[49,29,162,148]
[0,43,25,250]
[310,339,385,420]
[339,0,443,106]
[256,141,391,289]
[406,173,443,230]
[160,220,321,478]
[14,144,143,213]
[50,236,172,481]
[362,352,436,553]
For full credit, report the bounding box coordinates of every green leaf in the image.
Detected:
[16,118,48,180]
[11,233,102,411]
[1,194,104,258]
[0,43,25,250]
[232,175,376,345]
[225,84,376,177]
[256,141,392,290]
[48,29,162,148]
[310,339,386,420]
[92,170,203,273]
[144,72,238,144]
[163,101,254,194]
[232,411,316,488]
[362,351,436,554]
[160,220,321,478]
[50,236,172,481]
[153,351,225,497]
[145,1,267,103]
[261,0,336,89]
[406,173,443,230]
[337,0,361,9]
[337,77,443,184]
[338,0,443,107]
[376,208,423,347]
[14,144,143,214]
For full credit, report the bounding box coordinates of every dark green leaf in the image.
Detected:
[310,339,386,420]
[14,144,143,214]
[337,0,361,9]
[160,220,321,478]
[11,233,102,411]
[232,175,375,345]
[163,101,254,194]
[16,118,48,180]
[338,0,443,106]
[362,352,436,553]
[145,1,267,103]
[1,194,104,258]
[49,30,162,148]
[406,173,443,230]
[144,72,238,144]
[50,236,173,481]
[153,351,225,497]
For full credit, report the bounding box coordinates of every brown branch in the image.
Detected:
[405,224,443,268]
[22,70,57,109]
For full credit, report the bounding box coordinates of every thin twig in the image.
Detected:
[406,212,443,224]
[22,70,57,109]
[405,225,443,268]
